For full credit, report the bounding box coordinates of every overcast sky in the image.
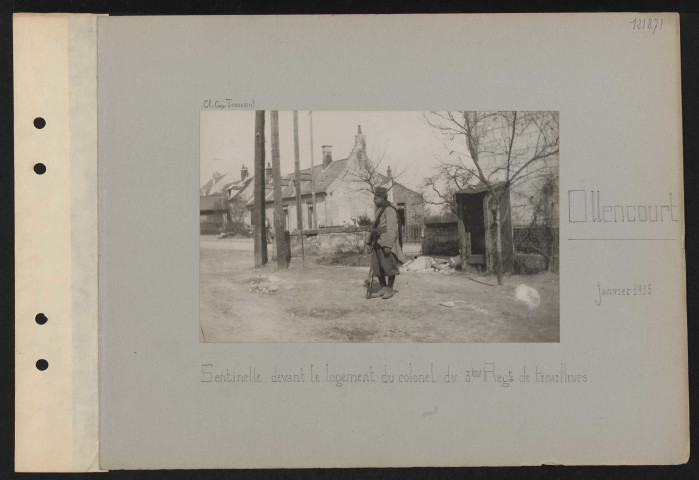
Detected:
[200,111,450,191]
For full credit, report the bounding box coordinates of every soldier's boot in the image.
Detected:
[371,287,388,298]
[371,276,387,298]
[383,276,396,299]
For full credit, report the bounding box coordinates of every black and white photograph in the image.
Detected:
[199,110,560,343]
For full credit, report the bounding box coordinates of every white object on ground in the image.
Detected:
[404,256,435,272]
[515,284,541,308]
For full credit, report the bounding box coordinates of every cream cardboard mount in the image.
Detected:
[14,13,688,471]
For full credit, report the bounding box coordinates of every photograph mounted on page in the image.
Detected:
[199,110,560,343]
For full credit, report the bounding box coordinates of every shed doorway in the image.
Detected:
[457,191,487,266]
[455,185,515,273]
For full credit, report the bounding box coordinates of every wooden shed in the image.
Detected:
[455,184,514,273]
[200,194,229,235]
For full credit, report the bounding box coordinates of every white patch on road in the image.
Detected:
[515,284,541,309]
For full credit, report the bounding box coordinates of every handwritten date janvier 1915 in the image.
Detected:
[595,282,651,306]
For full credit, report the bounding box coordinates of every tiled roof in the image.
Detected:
[455,181,507,195]
[236,158,422,208]
[279,158,349,198]
[200,173,230,196]
[243,158,349,206]
[228,177,254,202]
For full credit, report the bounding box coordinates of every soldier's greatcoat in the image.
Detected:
[372,202,406,277]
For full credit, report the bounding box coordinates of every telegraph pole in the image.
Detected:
[308,111,318,229]
[253,110,267,267]
[270,111,287,269]
[293,111,305,266]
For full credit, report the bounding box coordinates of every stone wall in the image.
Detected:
[290,227,369,257]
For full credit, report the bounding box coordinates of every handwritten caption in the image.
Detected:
[202,98,255,109]
[201,362,589,388]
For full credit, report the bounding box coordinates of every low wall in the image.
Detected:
[290,227,369,257]
[200,221,223,235]
[514,253,548,274]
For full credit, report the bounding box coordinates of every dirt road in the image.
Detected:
[200,237,559,343]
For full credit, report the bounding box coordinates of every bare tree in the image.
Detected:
[424,111,559,285]
[420,162,477,216]
[342,143,407,196]
[228,198,247,225]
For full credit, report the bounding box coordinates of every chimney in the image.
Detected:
[322,145,332,168]
[241,165,249,181]
[387,166,392,179]
[265,162,272,177]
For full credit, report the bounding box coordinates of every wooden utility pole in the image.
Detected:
[270,111,287,269]
[308,111,318,229]
[253,110,267,267]
[293,111,305,266]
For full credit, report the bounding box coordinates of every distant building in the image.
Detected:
[204,126,425,234]
[200,167,253,234]
[252,125,424,231]
[199,194,228,235]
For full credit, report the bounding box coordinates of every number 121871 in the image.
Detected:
[631,17,663,34]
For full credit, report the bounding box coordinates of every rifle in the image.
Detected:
[365,231,380,299]
[366,243,385,299]
[365,250,374,299]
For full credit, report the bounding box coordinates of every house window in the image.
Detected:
[283,206,289,231]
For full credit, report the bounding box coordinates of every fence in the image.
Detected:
[421,222,459,256]
[512,226,559,273]
[403,223,422,243]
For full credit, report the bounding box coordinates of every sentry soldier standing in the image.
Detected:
[368,187,406,299]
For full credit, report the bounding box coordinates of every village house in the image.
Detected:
[208,126,425,235]
[200,166,256,234]
[199,172,231,234]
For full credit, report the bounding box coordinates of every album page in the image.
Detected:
[15,13,688,471]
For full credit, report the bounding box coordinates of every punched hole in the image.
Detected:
[34,163,46,175]
[36,359,49,371]
[34,117,46,129]
[35,313,48,325]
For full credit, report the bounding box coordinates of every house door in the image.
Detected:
[307,203,315,229]
[396,203,407,241]
[283,206,289,231]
